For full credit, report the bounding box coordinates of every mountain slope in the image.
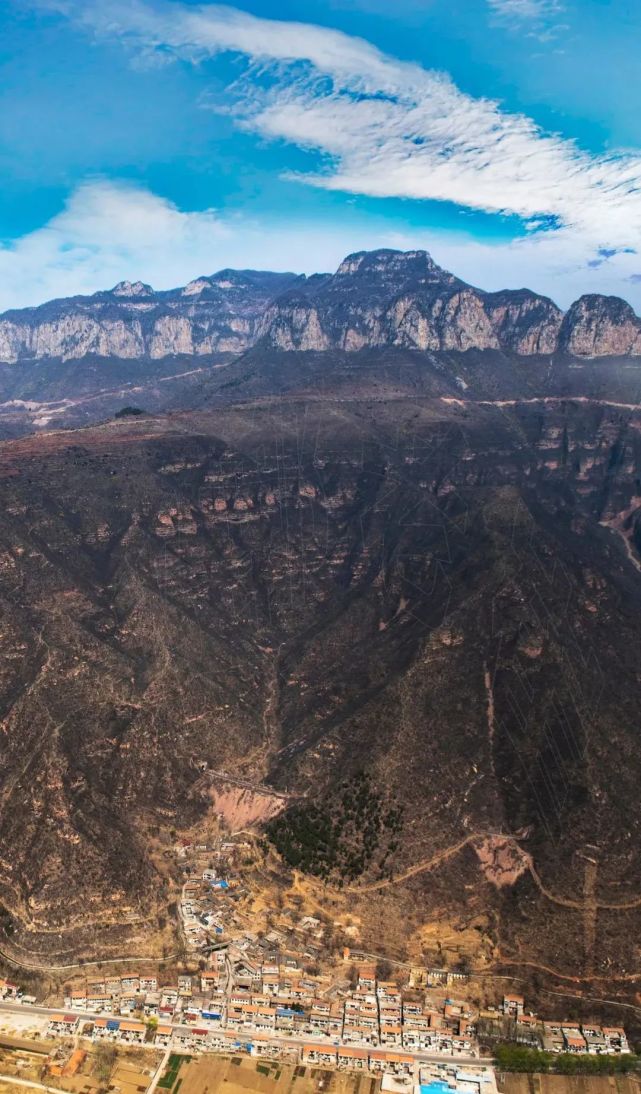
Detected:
[1,399,641,996]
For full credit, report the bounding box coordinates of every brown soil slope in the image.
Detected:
[0,399,640,988]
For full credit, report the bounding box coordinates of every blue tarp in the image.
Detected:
[107,1020,120,1031]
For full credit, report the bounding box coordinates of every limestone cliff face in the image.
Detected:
[2,250,641,363]
[0,314,148,362]
[260,250,640,358]
[259,297,331,352]
[483,290,563,355]
[558,295,641,357]
[261,251,565,356]
[0,271,302,364]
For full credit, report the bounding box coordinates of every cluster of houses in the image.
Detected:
[176,839,253,952]
[44,1011,497,1087]
[40,971,633,1073]
[169,1026,421,1075]
[541,1021,630,1056]
[44,1014,429,1078]
[48,1013,173,1050]
[486,995,631,1056]
[57,961,475,1059]
[63,973,196,1023]
[303,1045,415,1074]
[167,1030,469,1078]
[199,960,475,1054]
[181,875,232,951]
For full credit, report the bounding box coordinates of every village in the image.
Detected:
[0,956,632,1080]
[0,834,633,1094]
[40,970,630,1064]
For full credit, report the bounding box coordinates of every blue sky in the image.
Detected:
[1,0,641,310]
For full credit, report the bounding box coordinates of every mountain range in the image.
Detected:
[2,248,641,366]
[2,250,641,1019]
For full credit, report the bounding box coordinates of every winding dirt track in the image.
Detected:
[348,831,641,911]
[347,832,641,987]
[346,833,484,893]
[0,942,179,972]
[495,955,641,984]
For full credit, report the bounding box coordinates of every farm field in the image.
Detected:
[0,1039,159,1094]
[500,1073,641,1094]
[160,1054,381,1094]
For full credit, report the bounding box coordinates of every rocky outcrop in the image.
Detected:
[260,250,641,358]
[558,295,641,357]
[260,251,568,356]
[0,269,302,364]
[1,249,641,363]
[483,289,563,355]
[388,288,500,351]
[259,295,331,352]
[112,280,154,298]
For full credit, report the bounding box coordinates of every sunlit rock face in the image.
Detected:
[0,269,303,363]
[261,250,640,357]
[559,295,641,357]
[2,249,641,365]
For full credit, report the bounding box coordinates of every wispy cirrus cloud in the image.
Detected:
[16,0,641,310]
[39,1,638,243]
[487,0,563,19]
[487,0,567,42]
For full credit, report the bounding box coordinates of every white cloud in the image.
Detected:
[14,0,641,312]
[44,1,640,245]
[2,178,641,315]
[487,0,567,40]
[487,0,562,19]
[0,181,229,311]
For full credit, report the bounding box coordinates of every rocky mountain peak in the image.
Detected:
[558,293,641,356]
[261,250,560,354]
[332,248,459,292]
[111,280,155,298]
[335,248,436,274]
[483,288,564,356]
[181,277,213,296]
